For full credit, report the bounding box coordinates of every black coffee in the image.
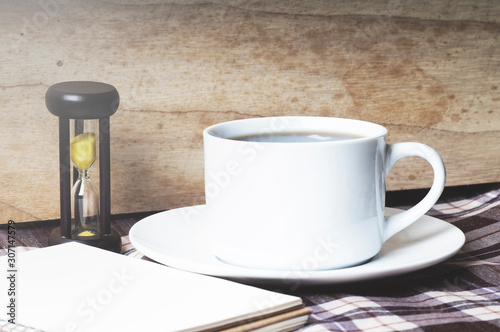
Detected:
[230,132,362,143]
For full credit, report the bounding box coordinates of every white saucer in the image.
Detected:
[129,206,465,286]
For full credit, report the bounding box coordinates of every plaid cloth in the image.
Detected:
[2,184,500,331]
[299,185,500,332]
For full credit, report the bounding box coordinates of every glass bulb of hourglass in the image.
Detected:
[70,132,100,239]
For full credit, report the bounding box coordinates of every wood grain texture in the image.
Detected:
[1,0,499,222]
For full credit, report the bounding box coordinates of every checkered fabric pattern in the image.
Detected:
[298,186,500,332]
[2,185,500,331]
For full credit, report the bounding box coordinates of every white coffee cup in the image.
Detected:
[203,116,445,271]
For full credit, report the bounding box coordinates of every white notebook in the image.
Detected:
[0,243,309,332]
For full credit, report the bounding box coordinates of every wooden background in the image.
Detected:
[1,0,499,223]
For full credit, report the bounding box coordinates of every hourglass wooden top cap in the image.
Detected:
[46,81,119,119]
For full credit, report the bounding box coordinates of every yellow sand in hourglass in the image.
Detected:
[70,133,96,171]
[70,133,98,237]
[77,230,95,236]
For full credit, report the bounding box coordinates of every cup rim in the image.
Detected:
[203,116,388,144]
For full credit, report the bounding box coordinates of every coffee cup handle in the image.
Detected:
[383,142,446,242]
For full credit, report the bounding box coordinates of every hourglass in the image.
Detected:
[46,81,121,252]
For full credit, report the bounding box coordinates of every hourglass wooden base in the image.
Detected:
[48,228,122,253]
